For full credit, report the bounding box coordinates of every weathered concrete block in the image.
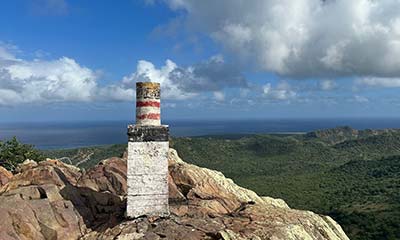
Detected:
[127,194,169,206]
[126,131,169,218]
[126,196,169,218]
[127,174,168,195]
[127,141,169,175]
[126,141,169,218]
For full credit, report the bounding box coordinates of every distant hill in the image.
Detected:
[305,126,400,144]
[42,127,400,240]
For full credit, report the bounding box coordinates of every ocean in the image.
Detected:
[1,118,400,149]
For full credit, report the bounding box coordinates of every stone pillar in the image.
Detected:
[126,82,169,218]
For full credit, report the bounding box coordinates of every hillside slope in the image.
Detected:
[0,149,348,240]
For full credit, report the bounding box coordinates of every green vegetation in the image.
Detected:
[38,126,400,239]
[0,137,45,172]
[170,129,400,240]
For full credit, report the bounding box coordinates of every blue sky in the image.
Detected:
[1,0,400,122]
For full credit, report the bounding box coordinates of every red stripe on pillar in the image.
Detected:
[136,101,160,108]
[136,113,161,120]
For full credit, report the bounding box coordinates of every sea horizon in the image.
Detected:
[2,117,400,150]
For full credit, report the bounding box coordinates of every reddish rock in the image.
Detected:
[16,159,38,173]
[0,166,12,186]
[77,157,127,195]
[0,185,86,240]
[0,158,124,240]
[0,159,81,194]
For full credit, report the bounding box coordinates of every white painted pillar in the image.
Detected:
[127,82,169,218]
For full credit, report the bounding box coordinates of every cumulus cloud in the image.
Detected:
[0,45,98,105]
[263,82,296,100]
[121,59,195,100]
[319,79,336,91]
[0,47,17,61]
[353,95,369,103]
[164,0,400,79]
[356,77,400,88]
[213,91,225,102]
[121,55,247,100]
[172,55,247,91]
[0,44,249,105]
[0,44,136,105]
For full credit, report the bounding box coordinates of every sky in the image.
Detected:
[1,0,400,122]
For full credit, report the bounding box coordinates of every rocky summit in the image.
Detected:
[0,149,349,240]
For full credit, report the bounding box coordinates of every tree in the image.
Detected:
[0,137,45,172]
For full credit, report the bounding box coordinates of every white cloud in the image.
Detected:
[263,82,296,100]
[356,77,400,88]
[213,91,225,101]
[353,95,369,103]
[169,55,247,92]
[121,56,247,100]
[0,46,98,105]
[320,79,336,91]
[0,47,17,61]
[164,0,400,79]
[0,44,251,106]
[121,59,196,100]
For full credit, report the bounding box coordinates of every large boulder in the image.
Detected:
[77,157,127,195]
[0,158,125,240]
[0,184,86,240]
[0,160,86,240]
[168,149,288,215]
[0,159,81,194]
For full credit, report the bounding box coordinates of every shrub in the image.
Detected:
[0,137,45,172]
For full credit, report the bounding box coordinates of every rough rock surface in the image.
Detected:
[0,149,349,240]
[0,160,86,240]
[0,166,12,186]
[77,157,127,195]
